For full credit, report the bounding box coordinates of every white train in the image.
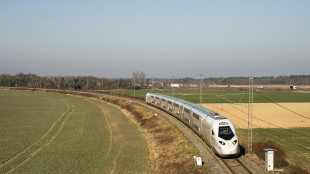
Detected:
[146,93,240,157]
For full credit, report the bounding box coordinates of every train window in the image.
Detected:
[162,99,166,102]
[174,103,179,107]
[168,101,172,104]
[151,96,154,98]
[193,113,199,120]
[184,108,189,113]
[212,130,214,135]
[193,124,200,132]
[218,126,234,140]
[184,118,190,124]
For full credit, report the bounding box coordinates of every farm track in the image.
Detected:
[1,101,75,174]
[0,101,71,168]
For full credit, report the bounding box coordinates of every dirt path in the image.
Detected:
[6,102,75,174]
[0,101,71,168]
[201,103,310,128]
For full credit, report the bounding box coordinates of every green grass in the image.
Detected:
[0,89,148,173]
[110,89,310,103]
[236,128,310,169]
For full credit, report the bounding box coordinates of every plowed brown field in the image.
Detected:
[201,103,310,128]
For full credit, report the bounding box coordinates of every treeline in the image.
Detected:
[203,75,310,85]
[0,73,132,90]
[1,73,309,90]
[173,75,310,86]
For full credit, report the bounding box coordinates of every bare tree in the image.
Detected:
[138,71,146,86]
[131,71,146,88]
[132,71,139,87]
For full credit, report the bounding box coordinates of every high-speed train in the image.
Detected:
[146,93,240,157]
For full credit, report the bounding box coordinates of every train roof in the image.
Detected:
[147,93,227,119]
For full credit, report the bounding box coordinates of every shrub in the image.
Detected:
[252,140,287,168]
[286,162,309,174]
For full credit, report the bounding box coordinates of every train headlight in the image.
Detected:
[219,141,225,145]
[232,140,237,145]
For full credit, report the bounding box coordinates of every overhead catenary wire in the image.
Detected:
[164,74,309,136]
[214,94,309,138]
[256,91,310,120]
[210,103,310,152]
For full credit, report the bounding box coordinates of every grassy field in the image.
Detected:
[0,89,148,173]
[110,89,310,103]
[237,128,310,169]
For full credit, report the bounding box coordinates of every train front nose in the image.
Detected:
[216,140,240,156]
[221,144,240,156]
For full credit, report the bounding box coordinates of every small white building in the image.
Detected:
[171,84,180,88]
[257,85,264,89]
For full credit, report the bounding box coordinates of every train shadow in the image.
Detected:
[239,144,246,156]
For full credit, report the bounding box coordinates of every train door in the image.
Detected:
[192,111,201,136]
[200,116,203,137]
[173,103,180,119]
[151,96,155,105]
[167,101,173,114]
[180,105,184,120]
[211,128,215,148]
[183,107,191,125]
[162,99,166,110]
[155,97,161,107]
[202,120,210,145]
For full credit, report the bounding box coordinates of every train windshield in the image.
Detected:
[218,126,234,140]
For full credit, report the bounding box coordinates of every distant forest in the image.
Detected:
[0,73,309,90]
[202,75,310,86]
[0,73,132,90]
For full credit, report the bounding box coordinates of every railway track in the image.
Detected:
[221,157,253,174]
[98,92,258,174]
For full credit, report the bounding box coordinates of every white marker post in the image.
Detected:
[193,156,202,166]
[196,157,202,166]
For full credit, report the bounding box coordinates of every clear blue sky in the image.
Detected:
[1,1,309,78]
